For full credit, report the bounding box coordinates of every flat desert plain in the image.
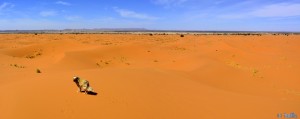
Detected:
[0,34,299,119]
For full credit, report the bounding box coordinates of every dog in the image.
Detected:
[73,76,97,95]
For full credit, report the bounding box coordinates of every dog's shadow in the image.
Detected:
[80,91,98,96]
[87,92,98,95]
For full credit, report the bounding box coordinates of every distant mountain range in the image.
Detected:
[0,28,148,33]
[0,28,299,34]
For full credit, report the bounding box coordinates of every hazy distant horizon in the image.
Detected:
[1,0,300,31]
[1,28,299,33]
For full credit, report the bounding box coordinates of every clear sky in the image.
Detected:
[0,0,300,31]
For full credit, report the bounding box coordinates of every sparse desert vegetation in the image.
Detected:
[0,33,299,119]
[36,68,41,73]
[26,50,42,59]
[10,64,25,68]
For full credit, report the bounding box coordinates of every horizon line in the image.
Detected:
[0,28,300,33]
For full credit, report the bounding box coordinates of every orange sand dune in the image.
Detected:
[0,34,299,119]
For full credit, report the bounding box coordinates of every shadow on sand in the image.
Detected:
[87,91,98,96]
[79,91,98,96]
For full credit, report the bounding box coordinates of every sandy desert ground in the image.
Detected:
[0,33,299,119]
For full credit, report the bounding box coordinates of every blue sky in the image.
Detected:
[0,0,300,31]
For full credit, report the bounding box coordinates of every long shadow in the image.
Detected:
[79,91,98,96]
[87,92,98,96]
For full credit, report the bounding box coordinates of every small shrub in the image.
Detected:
[180,34,184,37]
[10,64,25,68]
[36,69,41,73]
[26,55,35,59]
[252,69,258,76]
